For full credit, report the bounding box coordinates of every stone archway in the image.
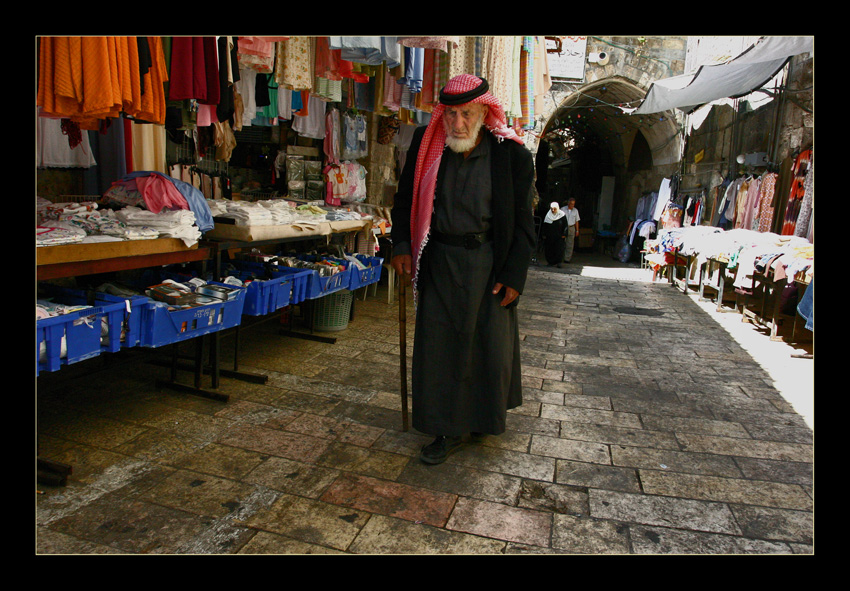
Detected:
[530,75,683,234]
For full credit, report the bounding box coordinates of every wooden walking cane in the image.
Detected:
[398,271,410,431]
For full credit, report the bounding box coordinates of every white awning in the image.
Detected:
[634,36,813,115]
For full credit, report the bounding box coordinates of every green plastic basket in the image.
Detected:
[312,290,353,331]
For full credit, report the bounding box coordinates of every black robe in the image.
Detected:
[542,215,567,265]
[391,127,536,436]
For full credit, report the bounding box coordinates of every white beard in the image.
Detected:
[445,116,485,153]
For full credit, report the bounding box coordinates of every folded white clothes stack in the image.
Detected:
[97,219,160,241]
[38,201,101,222]
[219,201,275,226]
[115,206,196,228]
[325,209,363,222]
[257,199,296,224]
[37,222,88,246]
[115,206,201,246]
[206,199,228,217]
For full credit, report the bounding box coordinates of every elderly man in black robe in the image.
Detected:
[391,74,536,465]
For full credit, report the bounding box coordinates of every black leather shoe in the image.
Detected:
[419,435,463,465]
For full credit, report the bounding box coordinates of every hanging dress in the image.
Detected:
[755,172,778,233]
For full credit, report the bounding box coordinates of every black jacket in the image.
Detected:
[391,125,536,295]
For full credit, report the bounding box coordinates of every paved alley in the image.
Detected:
[35,255,814,555]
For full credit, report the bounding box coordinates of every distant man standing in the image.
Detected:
[390,74,536,465]
[564,198,580,263]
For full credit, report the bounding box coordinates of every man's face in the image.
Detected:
[443,104,487,153]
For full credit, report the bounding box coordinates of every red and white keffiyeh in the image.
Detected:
[410,74,523,288]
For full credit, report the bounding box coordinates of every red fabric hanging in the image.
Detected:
[168,37,209,102]
[123,117,134,173]
[781,149,812,235]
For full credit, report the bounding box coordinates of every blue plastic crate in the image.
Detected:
[232,261,314,305]
[307,267,350,300]
[268,278,293,312]
[36,296,126,376]
[221,269,293,316]
[290,255,352,300]
[139,286,246,348]
[217,275,292,317]
[264,267,313,304]
[39,284,149,350]
[240,275,291,316]
[347,254,384,290]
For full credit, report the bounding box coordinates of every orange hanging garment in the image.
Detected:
[136,36,169,125]
[38,36,168,128]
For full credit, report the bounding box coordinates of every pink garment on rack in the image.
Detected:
[238,37,288,58]
[737,177,761,231]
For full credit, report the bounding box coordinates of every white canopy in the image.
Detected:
[634,36,813,115]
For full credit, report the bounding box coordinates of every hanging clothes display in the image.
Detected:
[215,37,240,123]
[292,92,327,139]
[347,36,402,67]
[682,191,705,227]
[341,111,368,160]
[755,172,778,233]
[794,152,814,241]
[715,169,796,237]
[238,36,287,74]
[398,46,425,94]
[38,36,169,129]
[37,117,97,169]
[652,177,675,221]
[39,35,562,213]
[275,37,313,90]
[519,37,535,129]
[169,37,218,103]
[782,149,812,235]
[324,108,342,165]
[738,176,761,231]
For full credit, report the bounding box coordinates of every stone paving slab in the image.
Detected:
[36,258,814,554]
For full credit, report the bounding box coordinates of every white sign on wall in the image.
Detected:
[546,36,588,81]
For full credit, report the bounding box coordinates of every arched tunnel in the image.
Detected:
[533,77,681,244]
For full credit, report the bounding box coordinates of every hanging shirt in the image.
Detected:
[292,93,327,140]
[37,117,97,168]
[653,178,672,221]
[329,36,401,68]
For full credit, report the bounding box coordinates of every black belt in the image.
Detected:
[431,229,493,249]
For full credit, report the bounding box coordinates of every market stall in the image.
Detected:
[644,224,813,342]
[36,35,552,390]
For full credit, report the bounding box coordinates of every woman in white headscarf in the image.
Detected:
[542,202,567,267]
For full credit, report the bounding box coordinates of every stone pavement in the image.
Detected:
[36,253,814,554]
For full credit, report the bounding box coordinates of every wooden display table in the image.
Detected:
[36,238,209,280]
